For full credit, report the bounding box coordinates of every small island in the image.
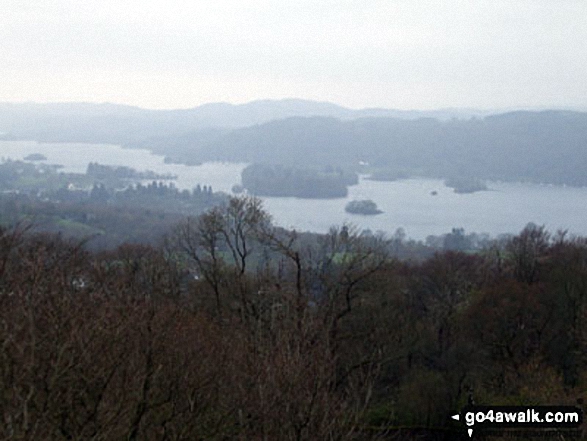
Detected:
[24,153,47,161]
[241,163,357,199]
[345,199,383,215]
[444,177,488,194]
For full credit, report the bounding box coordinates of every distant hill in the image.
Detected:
[176,99,493,125]
[1,100,586,186]
[150,111,587,186]
[0,99,492,144]
[0,102,199,144]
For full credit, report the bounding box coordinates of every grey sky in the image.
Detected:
[1,0,586,110]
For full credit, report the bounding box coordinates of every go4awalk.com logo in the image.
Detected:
[452,405,583,437]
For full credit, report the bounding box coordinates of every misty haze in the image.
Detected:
[1,1,586,439]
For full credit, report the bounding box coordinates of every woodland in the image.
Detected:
[1,196,586,440]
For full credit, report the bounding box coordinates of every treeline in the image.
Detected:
[87,181,223,213]
[241,163,357,198]
[1,197,586,439]
[0,157,225,219]
[0,183,225,250]
[86,162,176,181]
[0,194,183,250]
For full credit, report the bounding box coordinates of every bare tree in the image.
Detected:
[170,196,270,320]
[507,223,550,284]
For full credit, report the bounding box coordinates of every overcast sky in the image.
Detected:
[1,0,586,110]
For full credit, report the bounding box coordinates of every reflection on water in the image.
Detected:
[1,140,587,240]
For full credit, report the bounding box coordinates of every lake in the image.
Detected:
[1,140,586,240]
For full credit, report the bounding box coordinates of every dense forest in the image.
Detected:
[0,196,586,439]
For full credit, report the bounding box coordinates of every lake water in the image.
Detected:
[1,140,586,240]
[0,141,245,193]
